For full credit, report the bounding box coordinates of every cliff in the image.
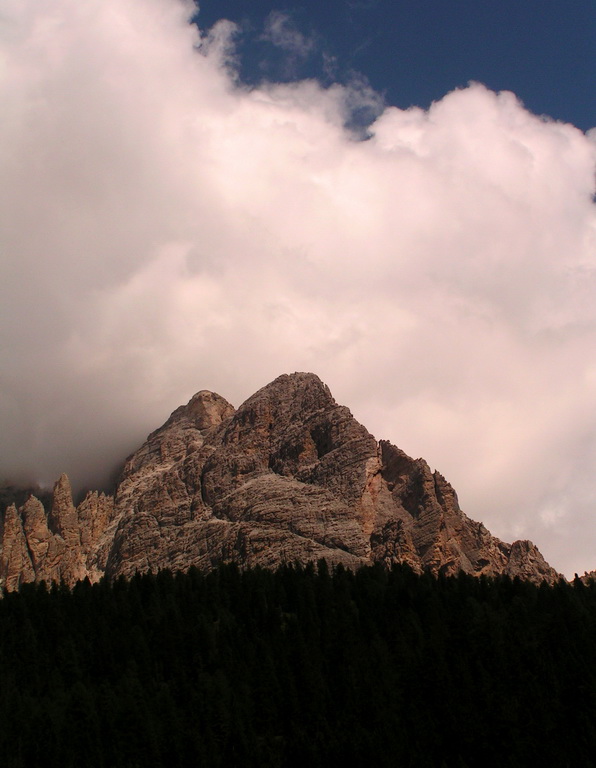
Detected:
[0,373,560,588]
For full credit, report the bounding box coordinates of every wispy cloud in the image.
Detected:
[261,10,315,57]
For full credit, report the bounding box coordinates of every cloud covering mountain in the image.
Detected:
[1,0,595,575]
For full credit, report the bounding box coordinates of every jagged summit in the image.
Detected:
[159,389,235,433]
[0,373,560,589]
[245,371,334,405]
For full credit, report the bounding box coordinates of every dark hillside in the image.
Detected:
[1,564,595,767]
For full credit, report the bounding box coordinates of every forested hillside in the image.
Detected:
[1,563,596,767]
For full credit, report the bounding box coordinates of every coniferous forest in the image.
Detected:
[1,563,596,767]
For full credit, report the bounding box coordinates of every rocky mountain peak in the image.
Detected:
[245,372,334,409]
[161,390,235,433]
[0,373,562,588]
[48,474,77,544]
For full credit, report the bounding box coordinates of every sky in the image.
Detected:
[0,0,595,577]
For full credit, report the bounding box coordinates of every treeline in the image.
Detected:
[1,563,596,767]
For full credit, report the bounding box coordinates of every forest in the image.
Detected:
[1,562,596,767]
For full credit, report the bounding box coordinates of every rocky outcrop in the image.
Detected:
[503,539,561,582]
[0,504,35,591]
[579,570,596,585]
[0,373,561,589]
[0,474,116,591]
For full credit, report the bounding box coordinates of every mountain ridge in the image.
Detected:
[0,372,561,589]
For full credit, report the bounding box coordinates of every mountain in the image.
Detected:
[0,372,560,590]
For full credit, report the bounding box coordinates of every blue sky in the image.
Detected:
[194,0,595,131]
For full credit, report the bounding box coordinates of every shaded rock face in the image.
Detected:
[0,373,561,589]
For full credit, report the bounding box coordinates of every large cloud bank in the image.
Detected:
[1,0,595,575]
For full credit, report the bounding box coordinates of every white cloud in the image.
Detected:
[0,0,595,576]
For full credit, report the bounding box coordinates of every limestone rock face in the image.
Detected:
[0,475,117,590]
[0,373,561,588]
[22,495,64,583]
[0,504,35,591]
[504,539,561,583]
